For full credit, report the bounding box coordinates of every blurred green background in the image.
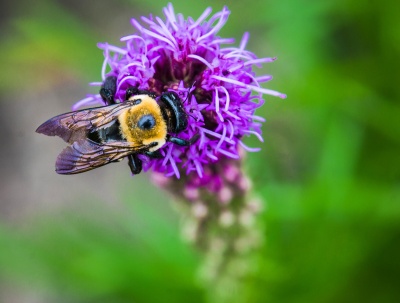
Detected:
[0,0,399,302]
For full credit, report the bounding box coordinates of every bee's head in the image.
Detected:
[158,92,188,134]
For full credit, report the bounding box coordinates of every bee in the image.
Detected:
[36,76,199,175]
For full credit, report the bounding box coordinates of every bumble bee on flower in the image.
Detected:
[36,3,285,178]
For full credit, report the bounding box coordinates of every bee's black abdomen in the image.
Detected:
[88,120,123,143]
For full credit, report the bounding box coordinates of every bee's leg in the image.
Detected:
[144,150,163,159]
[100,76,117,105]
[125,87,140,100]
[138,90,156,99]
[127,154,142,175]
[167,133,200,146]
[126,87,156,100]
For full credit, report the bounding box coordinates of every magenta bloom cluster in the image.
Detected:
[75,4,286,178]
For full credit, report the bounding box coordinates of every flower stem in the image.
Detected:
[151,154,263,300]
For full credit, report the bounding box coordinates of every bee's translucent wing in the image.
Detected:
[36,102,134,143]
[55,139,145,174]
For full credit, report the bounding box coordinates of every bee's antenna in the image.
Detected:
[184,81,199,121]
[183,81,197,104]
[187,112,199,122]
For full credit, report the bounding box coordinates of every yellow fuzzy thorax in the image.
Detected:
[118,95,167,151]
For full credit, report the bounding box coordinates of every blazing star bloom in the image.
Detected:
[71,5,285,289]
[75,3,286,180]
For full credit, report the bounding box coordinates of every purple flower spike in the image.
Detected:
[75,3,285,178]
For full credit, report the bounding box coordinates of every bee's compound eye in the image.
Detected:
[137,114,156,130]
[132,99,142,105]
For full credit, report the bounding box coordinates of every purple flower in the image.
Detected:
[75,3,286,178]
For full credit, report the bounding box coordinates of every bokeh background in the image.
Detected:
[1,0,399,302]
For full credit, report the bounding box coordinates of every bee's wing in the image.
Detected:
[36,102,133,143]
[55,139,145,174]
